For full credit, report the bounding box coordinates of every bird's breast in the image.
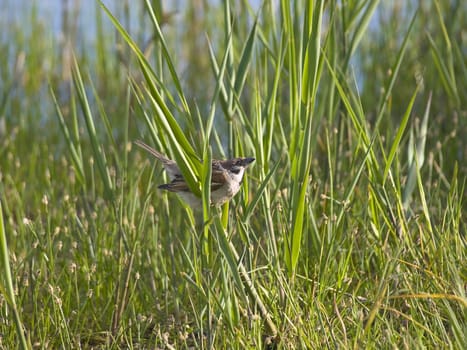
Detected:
[211,181,241,205]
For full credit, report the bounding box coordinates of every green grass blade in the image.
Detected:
[427,32,459,106]
[143,84,201,196]
[433,0,460,106]
[347,0,380,59]
[143,0,189,112]
[383,86,420,184]
[71,57,114,198]
[375,10,418,126]
[301,0,324,103]
[101,0,201,195]
[403,93,432,210]
[233,19,257,96]
[49,85,85,186]
[289,168,310,274]
[244,158,281,220]
[0,201,30,349]
[201,146,212,259]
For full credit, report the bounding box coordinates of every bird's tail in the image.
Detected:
[134,140,172,164]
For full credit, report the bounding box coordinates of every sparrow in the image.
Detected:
[135,140,255,207]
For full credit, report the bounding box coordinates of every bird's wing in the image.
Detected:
[158,179,191,192]
[159,172,226,193]
[211,166,229,191]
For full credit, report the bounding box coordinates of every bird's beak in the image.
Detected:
[243,158,255,167]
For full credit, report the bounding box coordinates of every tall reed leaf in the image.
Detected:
[383,86,420,184]
[71,57,114,198]
[100,1,201,196]
[0,201,29,349]
[403,93,432,210]
[50,85,85,186]
[375,11,418,127]
[285,0,325,276]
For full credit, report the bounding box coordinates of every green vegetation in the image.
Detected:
[0,0,465,348]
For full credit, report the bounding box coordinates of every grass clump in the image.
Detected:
[0,0,465,348]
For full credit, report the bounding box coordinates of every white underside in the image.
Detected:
[177,176,242,208]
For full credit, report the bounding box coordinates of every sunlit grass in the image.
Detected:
[0,0,465,348]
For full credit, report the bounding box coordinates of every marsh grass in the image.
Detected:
[0,0,465,348]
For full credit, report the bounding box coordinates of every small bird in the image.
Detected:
[135,140,255,207]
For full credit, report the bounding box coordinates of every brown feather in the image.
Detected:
[158,180,191,192]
